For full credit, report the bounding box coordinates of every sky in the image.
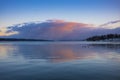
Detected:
[0,0,120,27]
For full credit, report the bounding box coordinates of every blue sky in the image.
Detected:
[0,0,120,27]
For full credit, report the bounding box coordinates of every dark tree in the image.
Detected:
[86,34,120,41]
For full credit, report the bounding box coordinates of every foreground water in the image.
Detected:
[0,42,120,80]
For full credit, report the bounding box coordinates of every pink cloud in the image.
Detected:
[0,19,119,40]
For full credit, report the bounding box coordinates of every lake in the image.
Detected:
[0,42,120,80]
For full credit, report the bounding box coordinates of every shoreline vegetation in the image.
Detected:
[0,34,120,42]
[86,34,120,41]
[0,38,52,41]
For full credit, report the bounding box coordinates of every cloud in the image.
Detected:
[0,27,18,36]
[0,20,119,40]
[0,20,94,40]
[99,20,120,29]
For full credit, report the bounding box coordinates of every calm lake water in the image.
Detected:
[0,42,120,80]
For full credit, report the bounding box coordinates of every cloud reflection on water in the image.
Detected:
[0,43,120,63]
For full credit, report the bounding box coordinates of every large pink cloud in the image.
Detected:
[0,20,119,40]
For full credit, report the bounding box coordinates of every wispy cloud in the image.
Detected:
[99,20,120,29]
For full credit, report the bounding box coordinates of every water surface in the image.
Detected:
[0,42,120,80]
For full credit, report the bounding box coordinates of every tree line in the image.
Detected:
[86,34,120,41]
[0,38,52,41]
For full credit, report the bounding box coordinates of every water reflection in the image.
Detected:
[0,42,120,63]
[0,44,18,58]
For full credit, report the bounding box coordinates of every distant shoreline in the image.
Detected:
[0,38,120,43]
[0,38,53,41]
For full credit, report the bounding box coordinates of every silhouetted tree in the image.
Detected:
[86,34,120,41]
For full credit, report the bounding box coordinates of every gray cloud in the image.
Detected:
[0,20,120,40]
